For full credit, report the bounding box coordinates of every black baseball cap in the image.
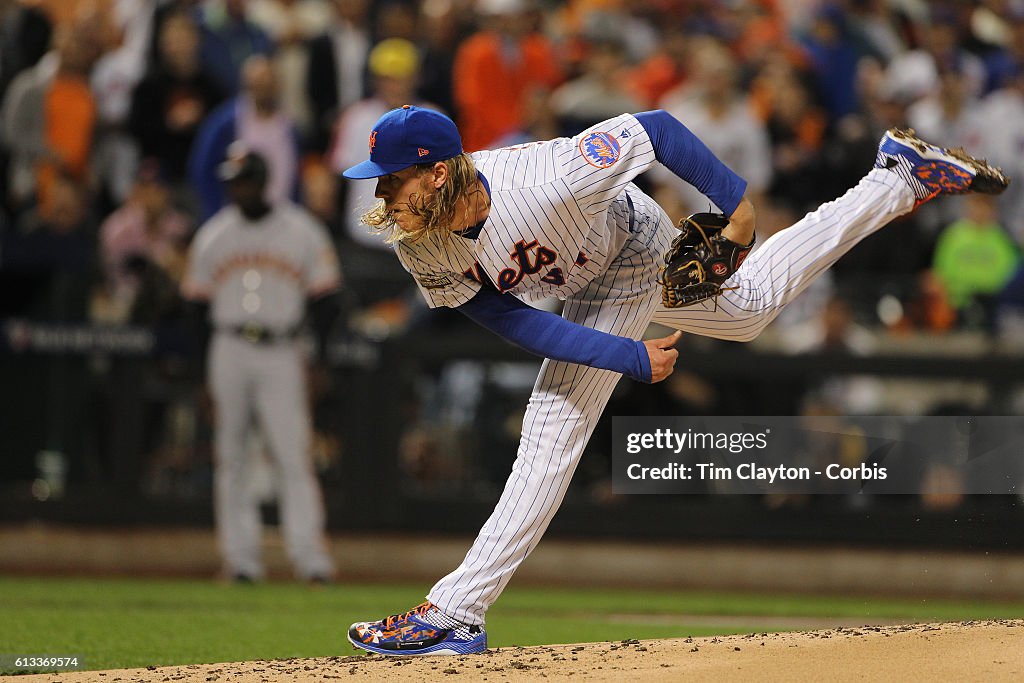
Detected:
[218,145,269,183]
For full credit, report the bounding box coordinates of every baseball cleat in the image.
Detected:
[347,601,487,656]
[875,128,1010,205]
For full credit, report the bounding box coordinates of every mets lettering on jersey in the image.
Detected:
[496,240,559,291]
[462,263,488,286]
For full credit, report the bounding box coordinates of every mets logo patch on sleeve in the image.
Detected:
[579,131,621,168]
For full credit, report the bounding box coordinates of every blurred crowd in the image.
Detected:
[2,0,1024,334]
[2,0,1024,500]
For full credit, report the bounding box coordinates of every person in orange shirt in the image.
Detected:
[627,26,690,109]
[36,22,99,212]
[452,0,562,152]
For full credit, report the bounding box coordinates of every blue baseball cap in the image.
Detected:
[342,105,463,179]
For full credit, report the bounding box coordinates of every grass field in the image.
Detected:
[2,577,1024,672]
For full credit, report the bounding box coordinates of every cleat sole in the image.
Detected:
[889,128,1010,195]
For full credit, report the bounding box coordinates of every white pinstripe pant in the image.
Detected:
[427,169,916,624]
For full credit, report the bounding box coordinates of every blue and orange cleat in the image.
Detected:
[875,128,1009,206]
[347,602,487,656]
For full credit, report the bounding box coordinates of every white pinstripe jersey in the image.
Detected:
[395,114,656,308]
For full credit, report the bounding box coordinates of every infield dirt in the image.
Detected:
[18,620,1024,682]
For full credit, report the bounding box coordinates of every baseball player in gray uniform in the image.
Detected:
[339,106,1007,655]
[182,147,341,583]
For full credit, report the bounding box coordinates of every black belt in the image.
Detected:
[222,323,298,345]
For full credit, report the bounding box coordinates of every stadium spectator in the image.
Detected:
[91,160,194,495]
[932,194,1020,325]
[970,62,1024,244]
[146,0,204,72]
[130,11,226,188]
[553,0,658,72]
[96,160,192,324]
[374,1,419,43]
[248,0,332,142]
[626,26,691,110]
[655,37,772,216]
[796,3,867,123]
[305,0,370,153]
[908,70,979,153]
[1,173,95,319]
[0,0,53,105]
[884,7,987,104]
[845,0,907,65]
[89,0,163,207]
[197,0,273,95]
[188,54,301,222]
[0,40,55,212]
[35,21,101,217]
[2,8,103,214]
[981,5,1024,93]
[897,271,958,334]
[416,0,468,117]
[549,38,642,137]
[452,0,562,151]
[751,56,829,214]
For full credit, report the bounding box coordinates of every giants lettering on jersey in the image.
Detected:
[497,240,563,291]
[212,252,303,284]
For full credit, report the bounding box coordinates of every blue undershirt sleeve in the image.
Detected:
[635,109,747,216]
[457,287,652,383]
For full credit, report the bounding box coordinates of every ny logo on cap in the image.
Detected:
[369,131,378,153]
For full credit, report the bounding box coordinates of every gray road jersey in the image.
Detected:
[183,203,340,331]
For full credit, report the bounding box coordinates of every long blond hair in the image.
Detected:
[362,153,484,244]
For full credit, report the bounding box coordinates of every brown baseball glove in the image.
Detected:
[659,212,755,308]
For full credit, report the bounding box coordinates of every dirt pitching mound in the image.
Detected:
[20,620,1024,682]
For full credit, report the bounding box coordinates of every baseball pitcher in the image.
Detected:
[339,105,1007,655]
